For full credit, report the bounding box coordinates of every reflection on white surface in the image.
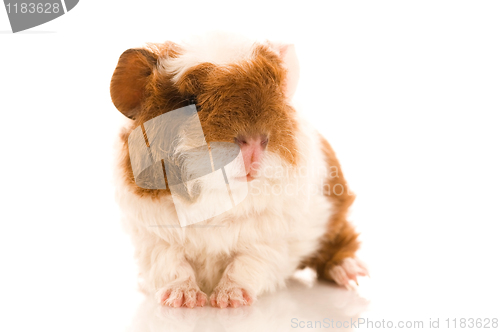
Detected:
[128,278,369,332]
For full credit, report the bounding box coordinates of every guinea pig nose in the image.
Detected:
[235,134,268,176]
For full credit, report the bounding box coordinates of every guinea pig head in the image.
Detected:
[173,43,301,180]
[110,40,301,202]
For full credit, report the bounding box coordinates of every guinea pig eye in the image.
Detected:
[234,138,247,145]
[188,97,200,110]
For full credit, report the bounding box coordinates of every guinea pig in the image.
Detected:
[110,33,367,309]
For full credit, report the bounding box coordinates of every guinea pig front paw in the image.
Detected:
[209,280,254,308]
[157,279,207,308]
[329,257,369,290]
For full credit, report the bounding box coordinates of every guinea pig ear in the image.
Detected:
[175,62,216,97]
[110,48,158,119]
[278,44,300,100]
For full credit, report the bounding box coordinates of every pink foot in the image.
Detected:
[329,257,369,289]
[209,280,254,308]
[157,280,207,308]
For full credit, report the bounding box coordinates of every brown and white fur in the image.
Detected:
[110,34,367,309]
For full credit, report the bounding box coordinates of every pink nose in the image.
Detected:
[235,135,268,178]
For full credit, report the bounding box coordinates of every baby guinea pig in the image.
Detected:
[110,34,367,309]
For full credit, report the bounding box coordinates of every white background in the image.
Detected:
[1,1,499,331]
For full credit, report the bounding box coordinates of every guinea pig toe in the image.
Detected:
[329,265,351,287]
[196,292,208,307]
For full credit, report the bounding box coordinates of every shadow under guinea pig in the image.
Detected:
[128,274,370,332]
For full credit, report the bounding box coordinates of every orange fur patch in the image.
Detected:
[299,136,360,280]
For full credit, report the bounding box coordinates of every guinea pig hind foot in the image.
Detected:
[329,257,369,290]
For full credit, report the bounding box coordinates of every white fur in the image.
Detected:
[115,117,333,303]
[160,32,258,83]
